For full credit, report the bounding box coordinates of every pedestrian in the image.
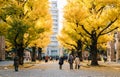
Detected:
[103,55,107,63]
[45,55,49,62]
[58,56,64,69]
[74,56,80,69]
[87,53,91,65]
[68,54,74,70]
[13,55,19,72]
[24,49,31,62]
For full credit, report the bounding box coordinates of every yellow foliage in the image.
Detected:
[0,0,52,49]
[57,32,77,50]
[64,0,89,24]
[98,34,113,44]
[5,41,13,52]
[29,32,51,47]
[61,0,120,50]
[23,0,52,48]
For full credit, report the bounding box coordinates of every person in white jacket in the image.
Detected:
[74,56,80,69]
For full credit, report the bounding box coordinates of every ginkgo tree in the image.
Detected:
[58,21,83,59]
[0,0,52,64]
[63,0,120,65]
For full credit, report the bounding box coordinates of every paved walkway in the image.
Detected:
[0,60,120,77]
[0,61,13,66]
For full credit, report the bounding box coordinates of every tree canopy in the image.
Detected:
[0,0,52,49]
[60,0,120,65]
[0,0,52,64]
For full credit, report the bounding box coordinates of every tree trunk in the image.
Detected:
[91,49,98,66]
[18,55,24,65]
[17,46,24,65]
[90,40,99,66]
[90,30,99,66]
[77,51,82,61]
[76,40,83,61]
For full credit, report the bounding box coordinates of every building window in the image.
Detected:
[53,23,58,26]
[51,50,57,56]
[51,37,55,40]
[52,3,57,8]
[53,25,57,28]
[52,10,58,13]
[53,27,58,31]
[53,19,58,22]
[52,15,58,18]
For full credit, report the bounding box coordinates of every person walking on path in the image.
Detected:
[58,56,64,70]
[13,55,19,72]
[45,55,49,63]
[24,49,31,62]
[103,55,107,63]
[68,54,74,70]
[74,56,80,69]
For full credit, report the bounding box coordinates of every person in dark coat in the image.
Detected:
[58,56,64,69]
[14,55,19,72]
[68,54,74,70]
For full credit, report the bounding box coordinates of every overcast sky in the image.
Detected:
[58,0,67,9]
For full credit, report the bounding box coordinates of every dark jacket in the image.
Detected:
[59,57,64,65]
[14,56,19,66]
[68,55,74,64]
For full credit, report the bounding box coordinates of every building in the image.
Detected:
[115,32,120,62]
[45,0,61,57]
[107,31,120,62]
[107,41,116,62]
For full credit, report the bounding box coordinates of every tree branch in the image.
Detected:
[81,25,91,36]
[74,25,90,38]
[98,17,118,37]
[100,27,118,35]
[14,32,19,48]
[96,6,105,18]
[96,6,105,14]
[24,38,30,47]
[65,42,77,49]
